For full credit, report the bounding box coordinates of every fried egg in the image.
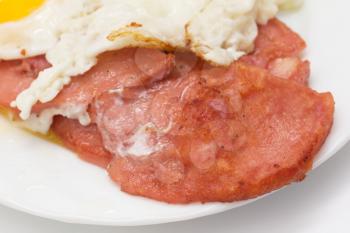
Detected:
[0,0,44,24]
[0,0,300,131]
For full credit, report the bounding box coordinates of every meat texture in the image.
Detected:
[51,116,113,168]
[0,19,334,203]
[241,19,310,85]
[98,61,333,203]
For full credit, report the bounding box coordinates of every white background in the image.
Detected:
[0,142,349,233]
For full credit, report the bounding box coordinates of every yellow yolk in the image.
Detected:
[0,0,44,23]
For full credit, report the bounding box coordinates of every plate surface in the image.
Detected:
[0,0,349,226]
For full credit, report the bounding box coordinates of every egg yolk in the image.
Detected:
[0,0,44,23]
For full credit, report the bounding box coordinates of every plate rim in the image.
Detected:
[0,0,349,226]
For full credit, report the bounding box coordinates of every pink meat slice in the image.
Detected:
[0,56,50,109]
[91,60,334,203]
[240,18,310,85]
[52,116,113,168]
[0,48,174,113]
[33,48,175,113]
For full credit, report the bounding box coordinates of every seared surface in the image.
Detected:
[101,62,333,203]
[52,116,113,169]
[0,19,334,203]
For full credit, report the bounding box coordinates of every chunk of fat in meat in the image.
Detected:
[268,57,310,85]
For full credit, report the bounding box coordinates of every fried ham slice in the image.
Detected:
[0,48,175,114]
[0,19,334,203]
[96,61,333,203]
[51,116,112,169]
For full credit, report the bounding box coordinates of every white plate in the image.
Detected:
[0,0,349,226]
